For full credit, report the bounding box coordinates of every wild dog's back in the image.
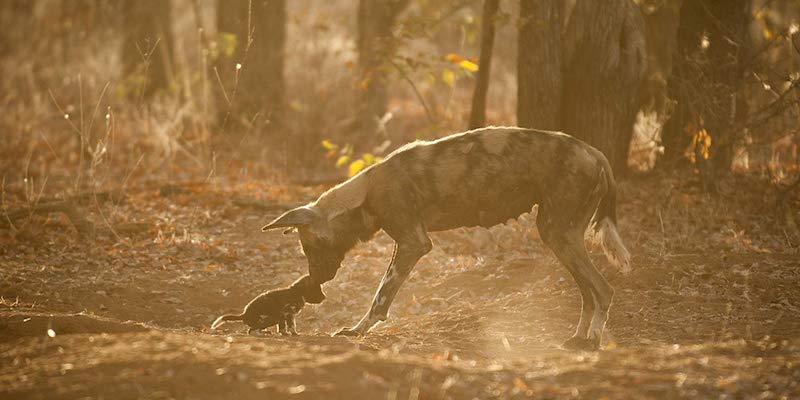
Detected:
[263,126,628,345]
[366,127,611,232]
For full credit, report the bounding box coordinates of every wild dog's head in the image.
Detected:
[262,205,365,285]
[290,274,326,304]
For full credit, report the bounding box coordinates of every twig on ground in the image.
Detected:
[3,200,95,238]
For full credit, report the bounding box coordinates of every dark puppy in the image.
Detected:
[210,275,325,336]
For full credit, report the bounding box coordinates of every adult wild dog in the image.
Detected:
[262,127,631,350]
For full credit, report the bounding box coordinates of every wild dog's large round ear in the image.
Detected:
[261,206,321,232]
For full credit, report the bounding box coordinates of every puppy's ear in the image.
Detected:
[293,275,326,304]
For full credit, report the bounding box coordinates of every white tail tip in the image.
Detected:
[210,316,226,330]
[599,218,632,274]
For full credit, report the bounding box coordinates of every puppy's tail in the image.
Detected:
[210,313,243,330]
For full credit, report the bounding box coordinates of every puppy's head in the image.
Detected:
[291,275,326,304]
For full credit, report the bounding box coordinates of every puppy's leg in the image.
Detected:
[286,314,298,335]
[278,315,289,336]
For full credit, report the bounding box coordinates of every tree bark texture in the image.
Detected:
[468,0,500,130]
[639,0,682,117]
[216,0,286,133]
[356,0,409,152]
[663,0,750,171]
[122,0,173,99]
[561,0,647,173]
[0,1,33,58]
[516,0,562,131]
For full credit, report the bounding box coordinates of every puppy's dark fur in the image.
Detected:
[210,275,325,336]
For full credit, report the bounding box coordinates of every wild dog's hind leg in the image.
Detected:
[539,210,614,350]
[335,223,432,337]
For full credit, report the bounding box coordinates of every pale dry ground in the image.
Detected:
[1,177,799,399]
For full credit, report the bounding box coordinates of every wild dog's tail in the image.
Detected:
[210,313,243,330]
[593,168,632,274]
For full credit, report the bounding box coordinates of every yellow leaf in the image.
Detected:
[362,153,375,165]
[335,155,350,168]
[442,69,456,87]
[459,60,479,72]
[348,159,366,177]
[321,139,337,150]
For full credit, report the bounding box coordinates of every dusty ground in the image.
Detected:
[1,173,799,399]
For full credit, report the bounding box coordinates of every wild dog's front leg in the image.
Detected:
[336,232,432,337]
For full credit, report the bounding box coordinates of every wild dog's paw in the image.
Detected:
[561,336,600,351]
[333,328,363,337]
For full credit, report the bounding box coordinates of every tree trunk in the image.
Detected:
[0,1,33,59]
[561,0,647,174]
[468,0,500,130]
[516,0,562,130]
[663,0,750,173]
[356,0,408,152]
[639,0,682,117]
[122,0,173,99]
[215,0,286,134]
[706,0,750,171]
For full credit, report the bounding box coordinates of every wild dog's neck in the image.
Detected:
[329,206,379,254]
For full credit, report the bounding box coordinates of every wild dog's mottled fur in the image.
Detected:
[263,127,631,350]
[210,275,325,336]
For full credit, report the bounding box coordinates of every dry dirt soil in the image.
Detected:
[1,175,799,399]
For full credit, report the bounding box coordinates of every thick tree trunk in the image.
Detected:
[468,0,500,130]
[122,0,173,99]
[216,0,286,134]
[639,0,682,117]
[516,0,562,130]
[356,0,408,152]
[705,0,750,171]
[663,0,750,172]
[561,0,647,174]
[0,1,33,58]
